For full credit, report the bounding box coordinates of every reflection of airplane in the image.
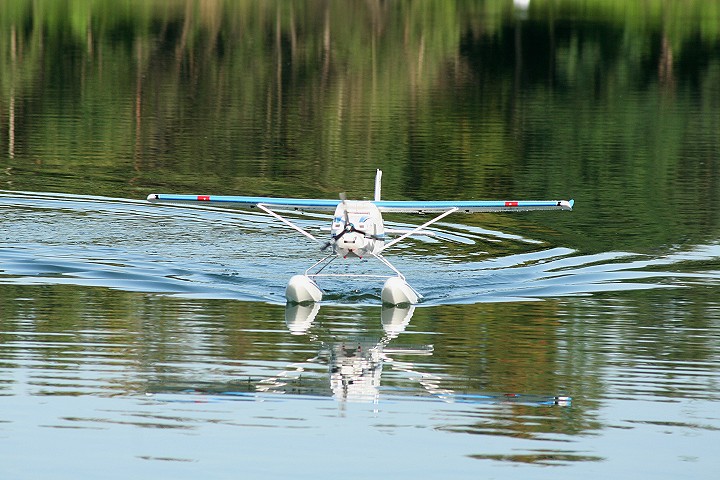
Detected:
[284,302,414,338]
[148,305,570,407]
[269,304,431,402]
[269,304,570,405]
[147,170,573,304]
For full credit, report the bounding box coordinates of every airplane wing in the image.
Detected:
[147,194,573,213]
[373,199,574,213]
[146,194,341,211]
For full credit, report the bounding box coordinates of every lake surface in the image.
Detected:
[1,1,720,478]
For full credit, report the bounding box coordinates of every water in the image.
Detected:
[2,190,719,478]
[2,1,720,478]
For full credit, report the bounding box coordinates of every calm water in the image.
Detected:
[2,1,720,478]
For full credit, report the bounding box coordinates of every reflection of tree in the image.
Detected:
[0,0,718,248]
[658,33,675,92]
[8,25,15,159]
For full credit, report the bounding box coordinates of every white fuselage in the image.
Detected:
[331,201,384,258]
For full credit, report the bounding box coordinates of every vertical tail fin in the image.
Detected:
[374,169,382,202]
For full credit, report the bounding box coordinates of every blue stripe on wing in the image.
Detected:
[147,194,573,213]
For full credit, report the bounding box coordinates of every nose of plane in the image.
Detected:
[337,231,362,249]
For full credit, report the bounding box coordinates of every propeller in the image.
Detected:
[321,193,368,251]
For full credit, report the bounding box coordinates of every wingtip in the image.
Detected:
[560,199,574,211]
[147,194,159,202]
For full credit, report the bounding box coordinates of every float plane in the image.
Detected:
[147,170,573,304]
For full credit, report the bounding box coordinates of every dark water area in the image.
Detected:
[2,1,720,478]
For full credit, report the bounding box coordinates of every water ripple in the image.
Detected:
[2,191,719,305]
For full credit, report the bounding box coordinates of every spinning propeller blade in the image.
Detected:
[337,192,365,236]
[321,193,350,251]
[321,192,375,251]
[339,192,350,228]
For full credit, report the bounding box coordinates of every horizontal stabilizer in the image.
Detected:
[384,229,437,237]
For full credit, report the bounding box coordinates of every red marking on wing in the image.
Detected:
[505,201,519,207]
[198,195,211,201]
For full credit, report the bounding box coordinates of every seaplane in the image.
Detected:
[147,170,573,305]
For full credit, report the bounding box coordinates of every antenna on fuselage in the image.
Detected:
[374,169,382,202]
